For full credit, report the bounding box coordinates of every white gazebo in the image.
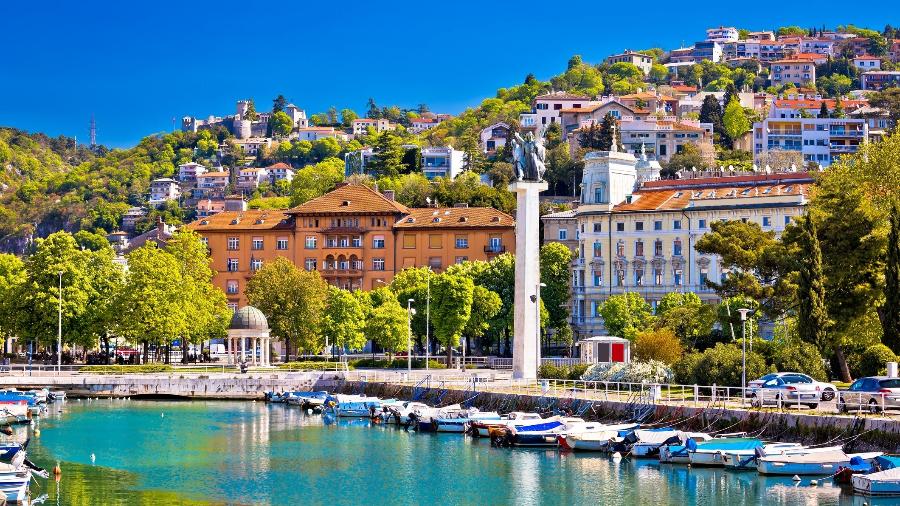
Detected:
[227,306,272,367]
[577,336,631,364]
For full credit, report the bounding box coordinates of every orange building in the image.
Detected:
[186,183,515,309]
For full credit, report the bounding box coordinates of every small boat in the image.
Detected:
[631,430,703,458]
[723,444,843,470]
[382,401,432,424]
[506,417,586,447]
[469,412,544,437]
[558,423,641,452]
[335,398,395,417]
[48,390,67,402]
[758,450,883,475]
[285,391,329,409]
[853,463,900,496]
[687,437,764,467]
[835,455,900,484]
[435,411,500,433]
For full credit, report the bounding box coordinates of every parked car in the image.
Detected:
[749,372,837,402]
[748,372,835,408]
[838,376,900,414]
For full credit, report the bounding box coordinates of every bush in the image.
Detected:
[277,362,352,371]
[538,363,591,380]
[79,365,173,374]
[349,358,446,369]
[580,360,674,383]
[770,341,827,381]
[672,343,767,386]
[633,328,684,365]
[857,344,898,377]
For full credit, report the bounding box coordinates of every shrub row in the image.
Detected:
[277,362,351,371]
[537,363,590,380]
[350,358,447,369]
[79,365,174,374]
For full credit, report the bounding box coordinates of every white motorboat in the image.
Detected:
[435,410,501,433]
[632,430,705,458]
[722,444,843,470]
[558,423,641,451]
[468,412,544,437]
[853,467,900,496]
[758,450,883,475]
[687,437,764,467]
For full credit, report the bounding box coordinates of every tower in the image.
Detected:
[89,115,97,147]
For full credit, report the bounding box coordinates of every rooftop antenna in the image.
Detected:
[89,114,97,148]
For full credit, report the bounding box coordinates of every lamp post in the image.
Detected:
[58,271,63,374]
[737,308,751,403]
[407,299,415,374]
[426,267,431,371]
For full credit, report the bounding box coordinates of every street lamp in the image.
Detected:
[425,267,431,371]
[737,308,751,402]
[58,271,63,374]
[407,299,416,374]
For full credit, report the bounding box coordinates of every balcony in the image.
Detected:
[484,245,506,254]
[321,268,363,277]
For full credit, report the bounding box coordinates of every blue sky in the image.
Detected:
[0,1,890,147]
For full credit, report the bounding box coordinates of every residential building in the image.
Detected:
[294,127,350,142]
[344,147,375,176]
[619,119,715,163]
[541,209,579,255]
[759,41,789,61]
[197,199,226,217]
[121,206,147,231]
[789,53,828,65]
[861,71,900,91]
[559,99,653,138]
[421,147,465,179]
[668,47,697,64]
[236,167,270,192]
[769,59,816,87]
[267,162,295,184]
[706,26,739,43]
[149,178,180,206]
[768,96,868,119]
[196,171,230,198]
[480,122,511,154]
[890,40,900,63]
[753,115,868,167]
[178,162,207,184]
[722,40,761,59]
[606,51,653,75]
[569,146,811,338]
[853,55,882,71]
[186,184,514,306]
[848,105,895,139]
[284,104,308,129]
[351,118,394,136]
[231,137,274,156]
[799,38,836,56]
[747,31,775,41]
[692,41,722,62]
[410,117,439,134]
[836,37,872,58]
[523,91,591,131]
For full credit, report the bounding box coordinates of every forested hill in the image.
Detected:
[0,127,204,253]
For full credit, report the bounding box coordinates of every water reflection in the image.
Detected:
[16,400,900,505]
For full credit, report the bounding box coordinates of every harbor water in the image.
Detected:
[21,400,898,505]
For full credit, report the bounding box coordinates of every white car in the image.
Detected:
[748,372,837,407]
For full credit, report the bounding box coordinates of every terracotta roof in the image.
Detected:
[198,171,229,177]
[854,54,881,60]
[671,85,698,92]
[641,172,812,190]
[285,183,410,216]
[394,207,514,229]
[613,178,812,213]
[266,162,292,169]
[352,119,377,123]
[621,92,678,101]
[770,58,815,64]
[412,118,436,123]
[774,98,868,109]
[559,104,605,114]
[791,53,827,60]
[184,210,293,231]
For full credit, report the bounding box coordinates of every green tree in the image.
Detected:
[819,101,829,118]
[699,94,724,139]
[340,108,359,127]
[245,257,328,359]
[882,203,900,353]
[242,99,260,121]
[0,254,25,344]
[369,131,405,178]
[270,111,294,137]
[114,244,186,363]
[722,98,750,149]
[322,286,367,353]
[289,158,345,206]
[463,286,502,354]
[599,292,654,340]
[272,95,288,113]
[540,242,572,331]
[797,215,830,352]
[648,63,669,84]
[431,273,474,364]
[869,88,900,123]
[366,295,409,359]
[663,143,707,175]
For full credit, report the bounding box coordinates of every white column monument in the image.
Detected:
[509,132,548,380]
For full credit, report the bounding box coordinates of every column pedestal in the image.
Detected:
[508,180,548,380]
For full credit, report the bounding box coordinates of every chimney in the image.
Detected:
[383,190,396,201]
[453,203,469,208]
[157,216,166,237]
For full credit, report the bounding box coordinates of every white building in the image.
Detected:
[410,117,438,134]
[294,128,349,142]
[149,178,180,206]
[568,145,812,338]
[706,26,739,43]
[753,114,868,167]
[178,162,207,184]
[853,55,882,72]
[606,51,654,75]
[284,104,308,128]
[480,122,511,154]
[351,118,394,136]
[266,162,295,183]
[421,147,465,179]
[231,137,274,156]
[522,91,592,132]
[236,168,270,192]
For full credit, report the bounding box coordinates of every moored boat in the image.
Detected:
[757,450,883,475]
[687,437,764,467]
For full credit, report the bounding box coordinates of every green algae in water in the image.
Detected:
[20,399,894,505]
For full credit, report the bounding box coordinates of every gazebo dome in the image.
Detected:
[230,306,268,331]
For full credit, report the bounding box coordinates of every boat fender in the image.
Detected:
[53,463,61,477]
[307,409,313,415]
[612,452,622,461]
[809,480,818,486]
[792,475,801,481]
[33,429,40,437]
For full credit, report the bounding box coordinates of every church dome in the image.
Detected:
[230,306,269,331]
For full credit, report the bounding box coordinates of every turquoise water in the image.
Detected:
[17,400,897,505]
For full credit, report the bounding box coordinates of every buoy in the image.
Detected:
[792,475,801,481]
[810,479,818,486]
[53,463,61,477]
[306,409,313,415]
[612,452,622,460]
[90,453,95,463]
[33,429,40,437]
[161,413,164,418]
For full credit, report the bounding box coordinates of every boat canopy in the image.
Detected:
[688,437,763,452]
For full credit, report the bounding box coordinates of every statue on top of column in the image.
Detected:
[511,131,547,182]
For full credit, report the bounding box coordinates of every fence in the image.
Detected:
[488,357,584,370]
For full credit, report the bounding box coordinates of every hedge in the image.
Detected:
[538,363,590,380]
[277,362,352,371]
[79,365,174,374]
[350,358,447,369]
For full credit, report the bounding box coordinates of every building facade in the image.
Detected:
[606,51,654,75]
[769,59,816,87]
[186,184,515,308]
[149,178,180,206]
[753,116,868,167]
[861,71,900,91]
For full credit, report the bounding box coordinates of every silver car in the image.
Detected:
[838,376,900,414]
[748,373,823,408]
